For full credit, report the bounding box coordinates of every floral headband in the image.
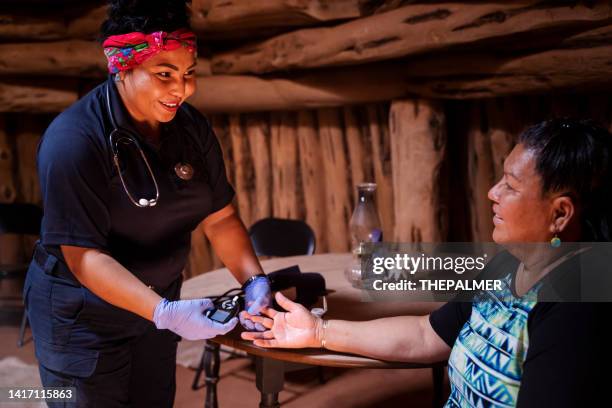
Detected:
[102,29,197,74]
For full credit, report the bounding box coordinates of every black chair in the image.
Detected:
[0,203,43,346]
[192,218,316,407]
[249,218,316,257]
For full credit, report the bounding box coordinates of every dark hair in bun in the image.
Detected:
[100,0,191,41]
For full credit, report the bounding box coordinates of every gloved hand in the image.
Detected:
[153,298,238,341]
[240,275,272,332]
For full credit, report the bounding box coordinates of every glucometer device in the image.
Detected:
[205,295,240,324]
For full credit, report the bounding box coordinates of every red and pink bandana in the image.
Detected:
[103,29,197,74]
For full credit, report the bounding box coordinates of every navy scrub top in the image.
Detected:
[37,76,234,289]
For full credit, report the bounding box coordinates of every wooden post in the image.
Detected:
[246,114,272,222]
[467,103,495,242]
[14,115,43,257]
[14,116,42,204]
[297,110,327,252]
[210,115,234,186]
[485,99,518,183]
[0,115,21,265]
[317,108,351,252]
[229,114,255,228]
[186,229,215,278]
[366,105,394,241]
[343,107,372,203]
[270,112,300,219]
[0,116,16,204]
[390,99,447,242]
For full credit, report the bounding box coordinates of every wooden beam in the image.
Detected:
[0,13,67,41]
[390,99,447,242]
[0,41,212,77]
[211,1,612,74]
[410,45,612,99]
[4,44,611,113]
[0,80,77,113]
[198,44,612,111]
[0,41,106,78]
[66,5,108,39]
[192,0,366,32]
[0,4,106,41]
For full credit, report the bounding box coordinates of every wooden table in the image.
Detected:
[182,253,445,408]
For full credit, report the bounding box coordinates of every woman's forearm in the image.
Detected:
[202,204,263,284]
[319,315,450,363]
[61,245,162,321]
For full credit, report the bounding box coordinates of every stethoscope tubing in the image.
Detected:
[105,83,160,208]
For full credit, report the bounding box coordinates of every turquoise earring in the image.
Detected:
[550,233,561,248]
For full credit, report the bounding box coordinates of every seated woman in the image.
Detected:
[241,118,612,407]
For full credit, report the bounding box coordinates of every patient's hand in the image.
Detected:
[240,292,322,348]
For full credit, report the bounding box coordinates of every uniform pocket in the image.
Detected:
[25,261,53,343]
[51,280,85,344]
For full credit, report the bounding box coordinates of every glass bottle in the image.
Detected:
[345,182,383,287]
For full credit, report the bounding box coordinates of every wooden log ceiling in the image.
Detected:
[210,1,612,74]
[0,1,610,113]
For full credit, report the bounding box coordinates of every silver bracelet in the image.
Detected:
[320,319,329,349]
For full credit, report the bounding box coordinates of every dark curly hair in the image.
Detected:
[519,118,612,241]
[100,0,191,42]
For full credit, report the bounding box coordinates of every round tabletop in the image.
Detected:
[181,253,444,368]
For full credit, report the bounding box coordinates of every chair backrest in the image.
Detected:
[0,203,43,235]
[248,217,316,257]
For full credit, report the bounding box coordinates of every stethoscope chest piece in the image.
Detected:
[174,163,194,180]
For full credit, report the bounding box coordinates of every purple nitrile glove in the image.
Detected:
[240,276,272,332]
[153,298,238,341]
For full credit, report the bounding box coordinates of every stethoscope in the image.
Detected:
[105,83,195,208]
[106,83,160,207]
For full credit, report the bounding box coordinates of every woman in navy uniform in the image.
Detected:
[24,1,270,406]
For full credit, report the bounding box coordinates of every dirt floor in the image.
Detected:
[0,325,448,407]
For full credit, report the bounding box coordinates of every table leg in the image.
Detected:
[255,356,284,408]
[432,366,445,408]
[204,341,221,408]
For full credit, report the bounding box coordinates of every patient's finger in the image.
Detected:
[259,306,278,318]
[254,339,279,348]
[249,315,273,328]
[241,330,274,340]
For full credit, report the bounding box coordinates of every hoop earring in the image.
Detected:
[550,233,561,248]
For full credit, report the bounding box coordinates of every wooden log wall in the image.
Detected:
[186,94,612,276]
[1,95,611,276]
